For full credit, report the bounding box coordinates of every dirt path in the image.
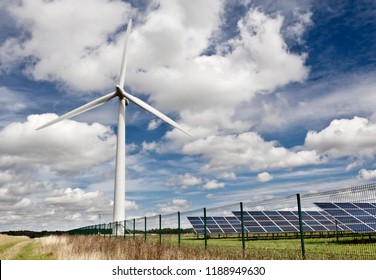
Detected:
[0,235,53,260]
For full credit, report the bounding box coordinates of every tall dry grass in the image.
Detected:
[41,235,287,260]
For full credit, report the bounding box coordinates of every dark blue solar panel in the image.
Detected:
[214,217,227,222]
[248,211,267,216]
[232,226,245,232]
[301,215,315,221]
[324,225,336,231]
[305,220,320,226]
[335,216,360,224]
[367,224,376,230]
[303,225,313,231]
[323,209,348,216]
[320,219,336,225]
[356,216,376,223]
[258,220,276,226]
[222,228,238,233]
[284,216,299,221]
[335,203,355,209]
[310,225,327,231]
[279,211,294,216]
[315,202,339,209]
[244,221,259,227]
[263,226,282,232]
[226,217,241,224]
[268,215,286,221]
[207,225,220,229]
[315,202,376,233]
[242,216,256,221]
[187,217,228,234]
[232,210,345,233]
[274,220,292,226]
[263,211,279,215]
[219,225,233,229]
[248,226,265,233]
[353,203,374,209]
[305,211,321,215]
[280,226,298,232]
[252,216,272,222]
[346,224,373,232]
[364,209,376,215]
[346,209,368,216]
[289,221,300,226]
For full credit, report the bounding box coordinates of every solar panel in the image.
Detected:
[232,210,345,233]
[188,208,352,235]
[315,202,376,233]
[187,216,243,234]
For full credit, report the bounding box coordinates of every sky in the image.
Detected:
[1,0,376,231]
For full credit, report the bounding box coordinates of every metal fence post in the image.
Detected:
[204,207,208,249]
[133,218,136,240]
[159,214,162,245]
[124,220,126,240]
[178,211,181,247]
[144,216,147,241]
[297,193,306,260]
[240,202,246,257]
[116,221,118,238]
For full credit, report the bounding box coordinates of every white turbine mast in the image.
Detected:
[37,19,191,235]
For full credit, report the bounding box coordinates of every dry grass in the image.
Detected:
[41,235,279,260]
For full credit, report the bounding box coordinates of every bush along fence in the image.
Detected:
[68,183,376,260]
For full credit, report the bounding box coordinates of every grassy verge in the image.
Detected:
[0,235,54,260]
[12,239,53,260]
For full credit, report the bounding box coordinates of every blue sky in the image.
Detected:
[1,0,376,231]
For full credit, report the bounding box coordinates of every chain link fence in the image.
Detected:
[69,183,376,259]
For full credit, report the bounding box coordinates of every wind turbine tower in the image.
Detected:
[37,19,191,235]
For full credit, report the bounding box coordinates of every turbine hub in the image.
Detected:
[115,85,129,105]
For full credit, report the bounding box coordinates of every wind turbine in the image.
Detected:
[37,19,191,235]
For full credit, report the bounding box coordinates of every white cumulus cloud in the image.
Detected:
[0,0,133,92]
[156,198,190,213]
[0,114,116,175]
[305,117,376,159]
[202,179,225,190]
[358,169,376,180]
[183,132,321,172]
[257,172,273,182]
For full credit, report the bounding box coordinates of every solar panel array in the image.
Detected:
[315,202,376,233]
[232,211,347,233]
[187,216,243,234]
[188,210,347,234]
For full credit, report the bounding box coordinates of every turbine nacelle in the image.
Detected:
[115,85,129,105]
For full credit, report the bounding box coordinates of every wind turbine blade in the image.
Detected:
[37,91,117,130]
[118,19,132,89]
[117,87,192,136]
